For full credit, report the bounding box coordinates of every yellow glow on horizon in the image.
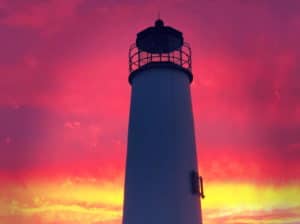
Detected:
[0,178,299,224]
[203,182,300,210]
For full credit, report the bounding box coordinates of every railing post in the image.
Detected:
[180,48,183,66]
[189,47,192,70]
[137,49,141,68]
[129,49,131,72]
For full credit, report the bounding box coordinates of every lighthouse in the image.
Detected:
[122,19,204,224]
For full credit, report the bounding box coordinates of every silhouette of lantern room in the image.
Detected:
[129,19,192,76]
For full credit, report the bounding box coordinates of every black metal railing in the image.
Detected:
[129,42,192,73]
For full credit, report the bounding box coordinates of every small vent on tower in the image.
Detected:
[190,170,205,199]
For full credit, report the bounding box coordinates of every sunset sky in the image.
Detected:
[0,0,300,223]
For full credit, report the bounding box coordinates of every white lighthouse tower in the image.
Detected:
[122,19,204,224]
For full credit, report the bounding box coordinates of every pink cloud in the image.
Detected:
[0,0,83,30]
[0,0,299,189]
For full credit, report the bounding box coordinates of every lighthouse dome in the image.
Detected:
[136,19,184,53]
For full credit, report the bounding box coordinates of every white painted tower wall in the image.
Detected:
[123,66,202,224]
